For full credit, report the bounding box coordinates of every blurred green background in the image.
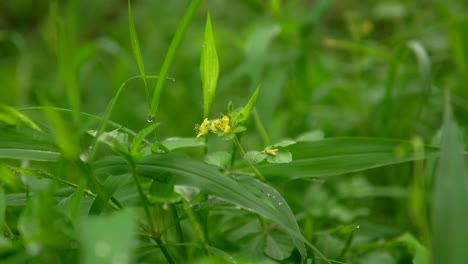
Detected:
[2,0,467,143]
[1,1,468,263]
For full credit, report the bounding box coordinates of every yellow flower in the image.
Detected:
[210,116,231,134]
[264,148,278,156]
[221,116,231,133]
[196,118,209,137]
[210,119,222,132]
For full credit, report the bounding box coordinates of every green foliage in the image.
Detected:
[0,0,467,263]
[200,12,219,118]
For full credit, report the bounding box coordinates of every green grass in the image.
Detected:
[0,0,468,263]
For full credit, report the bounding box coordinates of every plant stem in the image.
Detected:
[129,160,175,264]
[253,110,270,146]
[232,136,265,181]
[170,204,187,260]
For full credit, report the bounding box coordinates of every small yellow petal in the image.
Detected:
[196,118,210,137]
[210,119,222,132]
[264,148,278,156]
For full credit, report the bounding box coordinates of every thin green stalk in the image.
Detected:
[232,136,265,181]
[129,161,175,264]
[181,198,211,261]
[149,0,203,119]
[252,110,270,146]
[410,137,430,247]
[170,204,186,260]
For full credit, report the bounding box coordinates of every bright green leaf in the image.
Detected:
[205,151,232,169]
[245,151,267,164]
[264,230,295,261]
[200,12,219,118]
[266,150,292,164]
[148,172,181,203]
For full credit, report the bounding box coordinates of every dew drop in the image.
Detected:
[267,193,271,197]
[278,202,282,206]
[146,115,154,123]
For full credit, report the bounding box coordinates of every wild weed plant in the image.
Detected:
[0,0,467,263]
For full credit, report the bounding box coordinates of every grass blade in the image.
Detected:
[149,0,203,119]
[128,0,150,108]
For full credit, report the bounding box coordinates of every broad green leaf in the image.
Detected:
[431,98,468,264]
[257,137,439,181]
[237,176,307,258]
[205,151,232,169]
[265,150,292,164]
[80,209,136,264]
[148,172,180,203]
[0,127,61,161]
[244,151,267,164]
[200,12,219,118]
[264,230,295,261]
[93,153,308,259]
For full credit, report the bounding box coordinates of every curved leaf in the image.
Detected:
[93,153,307,259]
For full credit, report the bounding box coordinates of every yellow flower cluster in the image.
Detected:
[196,116,232,138]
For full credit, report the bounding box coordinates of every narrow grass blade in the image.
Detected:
[430,95,468,264]
[201,12,219,118]
[50,0,80,121]
[257,137,439,181]
[128,0,150,108]
[149,0,203,119]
